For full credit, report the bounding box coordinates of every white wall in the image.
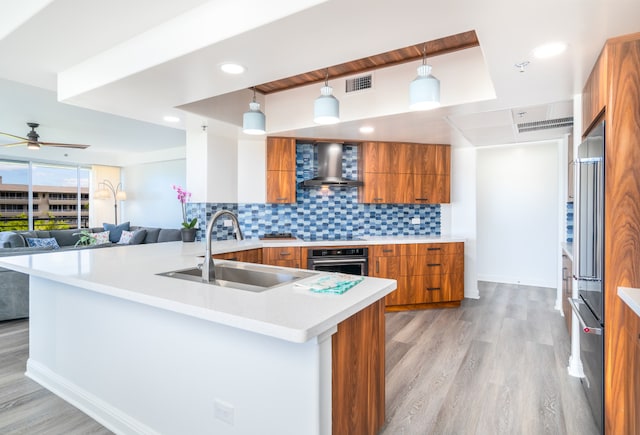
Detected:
[476,140,560,287]
[185,117,239,204]
[443,129,479,298]
[121,159,186,228]
[237,138,266,203]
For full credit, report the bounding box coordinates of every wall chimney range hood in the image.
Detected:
[300,142,363,187]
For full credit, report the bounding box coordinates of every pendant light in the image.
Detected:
[314,69,340,124]
[242,87,266,135]
[409,44,440,111]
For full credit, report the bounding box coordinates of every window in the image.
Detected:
[0,160,91,230]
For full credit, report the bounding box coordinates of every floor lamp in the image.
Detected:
[95,180,127,224]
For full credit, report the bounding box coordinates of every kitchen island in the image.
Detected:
[0,241,396,435]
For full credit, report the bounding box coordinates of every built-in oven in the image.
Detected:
[307,247,368,276]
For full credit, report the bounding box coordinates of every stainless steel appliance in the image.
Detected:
[570,120,605,435]
[307,247,368,276]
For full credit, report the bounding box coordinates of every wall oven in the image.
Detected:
[570,120,605,435]
[307,247,368,276]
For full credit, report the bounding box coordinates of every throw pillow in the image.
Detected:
[25,237,60,249]
[117,230,134,245]
[103,222,130,243]
[90,231,111,245]
[129,229,147,245]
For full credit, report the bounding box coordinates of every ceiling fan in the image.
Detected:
[0,122,90,150]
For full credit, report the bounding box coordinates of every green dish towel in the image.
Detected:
[297,274,364,295]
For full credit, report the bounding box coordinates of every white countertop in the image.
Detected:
[0,240,398,343]
[260,234,465,248]
[618,287,640,318]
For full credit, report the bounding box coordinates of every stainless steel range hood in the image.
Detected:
[300,142,363,187]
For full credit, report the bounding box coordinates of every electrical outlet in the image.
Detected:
[411,217,421,225]
[223,219,232,227]
[214,399,234,425]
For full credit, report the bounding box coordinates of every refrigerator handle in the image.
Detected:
[573,158,580,279]
[594,160,603,282]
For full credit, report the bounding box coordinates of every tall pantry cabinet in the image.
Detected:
[584,32,640,434]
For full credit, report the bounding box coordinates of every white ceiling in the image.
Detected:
[0,0,639,163]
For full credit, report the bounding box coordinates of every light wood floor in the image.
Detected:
[0,281,597,434]
[381,281,599,435]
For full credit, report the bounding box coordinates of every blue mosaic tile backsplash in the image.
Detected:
[186,143,441,241]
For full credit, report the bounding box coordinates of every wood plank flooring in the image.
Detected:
[0,281,597,434]
[381,281,599,435]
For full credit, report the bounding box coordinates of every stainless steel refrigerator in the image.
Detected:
[570,120,605,434]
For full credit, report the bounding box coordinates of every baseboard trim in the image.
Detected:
[476,274,556,288]
[26,359,159,435]
[567,355,585,378]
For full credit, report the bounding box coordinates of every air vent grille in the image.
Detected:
[345,74,373,93]
[517,117,573,133]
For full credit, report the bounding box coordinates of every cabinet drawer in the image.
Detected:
[402,242,463,256]
[371,244,402,257]
[400,254,463,276]
[263,247,300,263]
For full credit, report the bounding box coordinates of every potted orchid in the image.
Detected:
[172,185,198,242]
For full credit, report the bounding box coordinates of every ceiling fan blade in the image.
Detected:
[0,140,29,147]
[39,141,91,149]
[0,132,28,142]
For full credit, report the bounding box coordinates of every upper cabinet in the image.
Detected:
[359,142,450,204]
[266,137,296,203]
[582,46,608,135]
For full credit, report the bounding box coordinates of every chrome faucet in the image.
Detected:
[202,210,244,282]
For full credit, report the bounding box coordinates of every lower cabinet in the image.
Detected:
[371,242,464,310]
[262,246,301,269]
[332,298,385,435]
[212,248,262,264]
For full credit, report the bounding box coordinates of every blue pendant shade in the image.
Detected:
[242,89,266,135]
[409,64,440,111]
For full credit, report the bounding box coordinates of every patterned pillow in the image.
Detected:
[90,231,111,245]
[25,237,60,249]
[117,230,134,245]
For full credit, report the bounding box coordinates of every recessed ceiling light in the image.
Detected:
[359,126,374,134]
[533,42,567,59]
[163,115,180,123]
[220,63,246,74]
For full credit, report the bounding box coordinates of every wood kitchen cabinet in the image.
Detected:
[213,248,262,264]
[332,298,385,435]
[262,246,301,269]
[582,46,608,135]
[589,32,640,435]
[266,137,296,203]
[370,242,464,310]
[359,141,451,204]
[561,252,573,332]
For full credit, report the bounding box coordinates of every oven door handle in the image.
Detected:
[309,258,367,265]
[568,298,603,335]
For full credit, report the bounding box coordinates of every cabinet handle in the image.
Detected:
[427,263,441,267]
[426,287,441,291]
[276,197,288,201]
[382,249,393,253]
[373,198,384,202]
[376,259,380,274]
[415,198,429,201]
[427,247,442,251]
[279,252,291,256]
[228,257,238,261]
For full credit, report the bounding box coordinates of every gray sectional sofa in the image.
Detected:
[0,225,182,321]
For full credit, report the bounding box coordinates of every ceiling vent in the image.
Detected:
[345,74,373,93]
[517,117,573,133]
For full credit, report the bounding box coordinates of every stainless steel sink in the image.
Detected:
[157,262,315,292]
